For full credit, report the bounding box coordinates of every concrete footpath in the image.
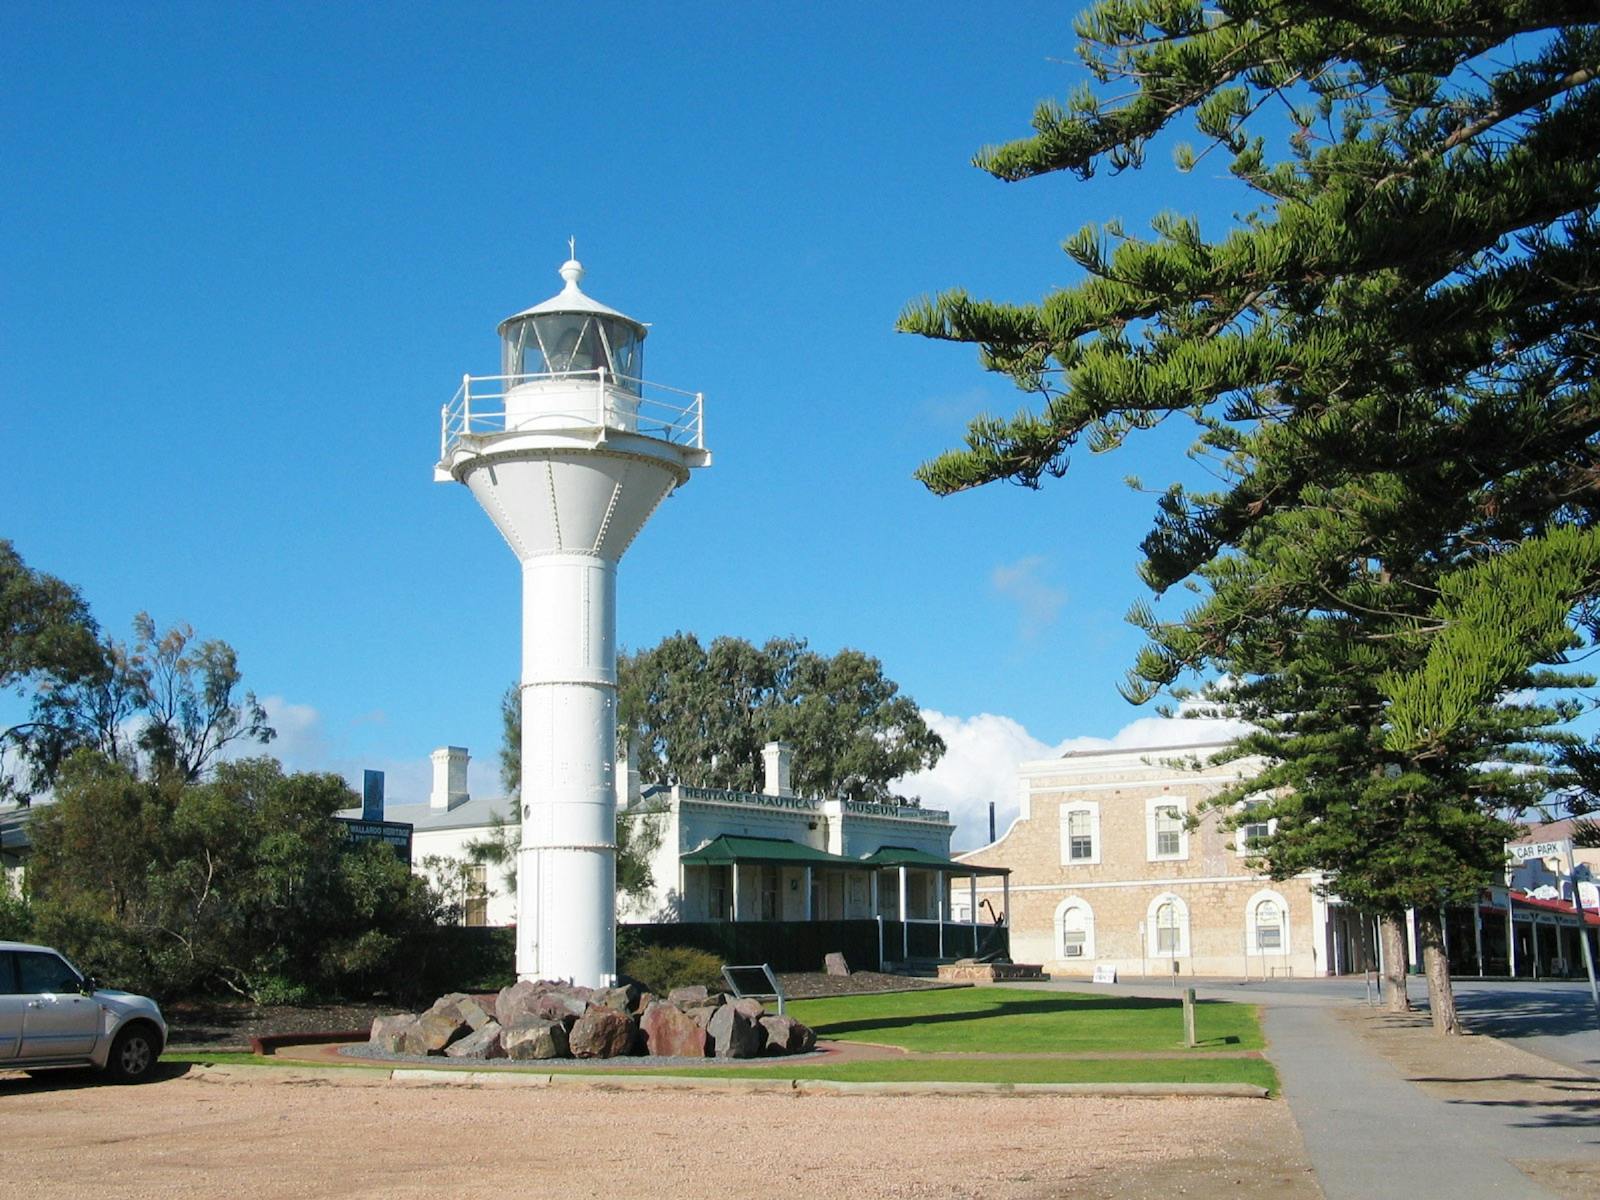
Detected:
[1010,977,1600,1199]
[1264,1004,1589,1200]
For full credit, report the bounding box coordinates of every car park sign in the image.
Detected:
[1507,839,1572,863]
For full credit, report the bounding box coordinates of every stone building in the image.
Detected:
[957,740,1366,979]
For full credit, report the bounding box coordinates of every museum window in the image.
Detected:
[463,864,488,927]
[708,866,731,920]
[759,866,780,921]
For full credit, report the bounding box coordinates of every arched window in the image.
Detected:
[1246,889,1291,956]
[1055,897,1095,961]
[1146,893,1189,957]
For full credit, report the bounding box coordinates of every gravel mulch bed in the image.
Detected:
[165,1001,399,1049]
[774,970,964,998]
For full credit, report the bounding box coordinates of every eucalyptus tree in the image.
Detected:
[0,540,107,803]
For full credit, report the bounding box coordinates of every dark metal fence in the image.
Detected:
[881,920,1009,963]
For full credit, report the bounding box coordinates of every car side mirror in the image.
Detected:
[80,975,99,995]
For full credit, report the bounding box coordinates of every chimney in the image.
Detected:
[615,734,641,810]
[762,741,793,797]
[430,746,470,810]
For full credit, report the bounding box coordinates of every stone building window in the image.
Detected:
[1146,797,1189,861]
[1237,801,1274,856]
[1059,802,1100,866]
[1146,892,1190,957]
[1055,897,1095,960]
[1155,902,1180,952]
[1255,901,1283,950]
[1247,889,1291,956]
[1155,806,1183,856]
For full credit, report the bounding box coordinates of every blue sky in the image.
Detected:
[4,1,1261,843]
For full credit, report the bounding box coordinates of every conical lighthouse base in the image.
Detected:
[446,435,693,988]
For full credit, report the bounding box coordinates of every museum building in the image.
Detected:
[350,742,1011,969]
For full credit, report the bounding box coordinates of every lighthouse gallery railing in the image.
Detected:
[440,371,705,459]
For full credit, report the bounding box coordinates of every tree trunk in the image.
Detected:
[1418,909,1460,1035]
[1380,914,1412,1012]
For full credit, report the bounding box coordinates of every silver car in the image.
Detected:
[0,941,167,1082]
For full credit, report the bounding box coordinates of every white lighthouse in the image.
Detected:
[436,254,709,987]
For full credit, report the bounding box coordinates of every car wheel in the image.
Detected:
[106,1024,160,1083]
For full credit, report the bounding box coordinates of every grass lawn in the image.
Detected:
[783,987,1264,1054]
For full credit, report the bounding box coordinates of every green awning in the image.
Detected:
[680,835,864,868]
[858,846,1010,876]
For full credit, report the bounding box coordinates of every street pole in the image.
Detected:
[1562,843,1600,1029]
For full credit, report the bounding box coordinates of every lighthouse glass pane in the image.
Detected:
[596,318,643,392]
[501,319,533,379]
[527,313,605,377]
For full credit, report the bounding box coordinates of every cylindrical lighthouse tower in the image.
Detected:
[436,256,709,987]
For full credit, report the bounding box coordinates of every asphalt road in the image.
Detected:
[1449,980,1600,1076]
[1008,974,1600,1199]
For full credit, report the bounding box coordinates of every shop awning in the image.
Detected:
[858,846,1010,876]
[680,835,863,868]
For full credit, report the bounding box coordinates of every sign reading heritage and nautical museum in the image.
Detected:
[843,800,950,823]
[677,784,952,825]
[680,785,821,812]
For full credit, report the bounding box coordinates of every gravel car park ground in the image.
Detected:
[0,1068,1318,1200]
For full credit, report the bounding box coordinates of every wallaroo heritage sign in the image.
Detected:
[680,785,821,812]
[335,817,413,864]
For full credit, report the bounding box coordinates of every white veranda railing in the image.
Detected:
[440,371,704,459]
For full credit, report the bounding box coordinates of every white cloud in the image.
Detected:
[895,707,1253,851]
[895,711,1053,852]
[255,695,328,765]
[990,556,1067,641]
[1055,711,1256,755]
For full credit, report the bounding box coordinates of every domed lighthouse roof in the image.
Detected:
[497,257,647,337]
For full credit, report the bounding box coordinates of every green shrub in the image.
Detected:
[251,975,312,1007]
[0,885,34,942]
[622,944,725,996]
